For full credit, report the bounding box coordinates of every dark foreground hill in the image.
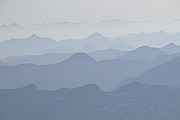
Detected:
[0,82,180,120]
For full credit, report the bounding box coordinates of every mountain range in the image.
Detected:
[0,33,133,58]
[0,49,127,65]
[1,20,180,120]
[0,53,151,91]
[0,34,59,58]
[117,31,180,48]
[1,19,180,43]
[2,32,180,58]
[2,42,180,66]
[4,46,180,92]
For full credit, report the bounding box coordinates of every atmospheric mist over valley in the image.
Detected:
[0,0,180,120]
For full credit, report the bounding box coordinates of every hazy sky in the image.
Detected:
[0,0,180,25]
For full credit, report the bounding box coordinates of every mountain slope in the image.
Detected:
[160,43,180,54]
[121,57,180,87]
[152,52,180,66]
[118,46,166,62]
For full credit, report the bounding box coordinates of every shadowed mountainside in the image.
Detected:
[120,57,180,87]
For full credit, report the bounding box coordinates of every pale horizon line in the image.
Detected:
[1,18,180,26]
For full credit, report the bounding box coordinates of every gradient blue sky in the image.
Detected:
[0,0,180,25]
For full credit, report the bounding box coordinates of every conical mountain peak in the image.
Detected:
[165,43,178,47]
[29,34,40,38]
[87,32,105,39]
[20,84,38,90]
[65,52,96,63]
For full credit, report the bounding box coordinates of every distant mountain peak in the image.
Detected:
[100,19,122,23]
[137,45,153,49]
[65,52,96,63]
[75,84,101,92]
[150,31,168,35]
[135,46,158,52]
[165,43,177,47]
[20,84,38,90]
[157,31,166,34]
[91,32,103,36]
[118,45,166,61]
[9,23,19,26]
[124,81,144,87]
[29,34,40,38]
[87,32,105,39]
[160,43,180,54]
[136,45,165,52]
[169,42,175,45]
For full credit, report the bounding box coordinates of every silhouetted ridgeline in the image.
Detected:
[0,82,180,120]
[0,53,151,91]
[1,32,180,58]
